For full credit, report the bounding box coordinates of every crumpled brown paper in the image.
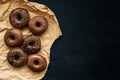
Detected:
[0,0,62,80]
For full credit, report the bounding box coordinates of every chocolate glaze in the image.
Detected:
[23,35,41,54]
[29,16,48,35]
[9,8,30,29]
[4,28,23,47]
[7,48,28,67]
[27,54,47,72]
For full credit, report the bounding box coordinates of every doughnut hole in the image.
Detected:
[16,13,22,21]
[10,35,15,40]
[14,54,20,60]
[35,22,41,27]
[29,41,35,46]
[34,60,39,65]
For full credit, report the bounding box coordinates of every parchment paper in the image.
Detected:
[0,0,62,80]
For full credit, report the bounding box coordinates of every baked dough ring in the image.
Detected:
[4,28,23,47]
[27,54,47,72]
[29,16,48,35]
[7,48,28,67]
[9,8,30,29]
[23,35,41,54]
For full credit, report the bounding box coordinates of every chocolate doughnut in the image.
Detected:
[23,35,40,54]
[9,8,30,29]
[28,16,48,35]
[7,48,28,67]
[4,28,23,47]
[27,54,47,72]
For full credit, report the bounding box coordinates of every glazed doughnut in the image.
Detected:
[7,48,28,67]
[27,54,47,72]
[23,35,41,54]
[4,28,23,47]
[9,8,30,29]
[28,16,48,35]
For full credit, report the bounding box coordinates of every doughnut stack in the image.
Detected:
[4,8,48,72]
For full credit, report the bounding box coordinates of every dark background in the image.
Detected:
[30,0,116,80]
